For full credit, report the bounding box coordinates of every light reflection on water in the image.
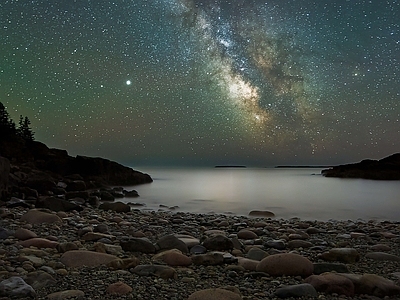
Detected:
[123,167,400,221]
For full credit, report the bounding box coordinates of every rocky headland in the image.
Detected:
[321,153,400,180]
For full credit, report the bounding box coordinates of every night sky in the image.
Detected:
[1,0,399,167]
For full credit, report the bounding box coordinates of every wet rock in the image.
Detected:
[306,227,323,234]
[156,234,188,253]
[87,195,100,207]
[287,239,313,249]
[6,197,32,208]
[132,264,177,279]
[246,247,268,261]
[57,242,79,253]
[188,288,242,300]
[100,191,115,201]
[124,189,139,197]
[370,244,391,251]
[0,227,11,240]
[288,232,309,240]
[152,249,192,266]
[248,210,275,217]
[275,283,318,298]
[190,245,207,254]
[121,238,156,254]
[93,242,122,255]
[24,177,56,194]
[20,209,62,224]
[265,239,286,250]
[0,276,36,298]
[65,191,90,200]
[339,273,400,297]
[192,252,224,266]
[305,272,355,296]
[24,271,56,290]
[99,201,130,212]
[60,250,119,268]
[107,257,139,270]
[93,223,109,233]
[106,281,132,295]
[313,262,349,275]
[66,180,86,191]
[319,247,360,263]
[47,290,85,299]
[81,232,115,242]
[381,231,398,239]
[203,234,233,251]
[256,253,313,277]
[204,229,227,236]
[365,252,400,261]
[237,229,258,239]
[176,234,200,248]
[237,257,259,271]
[19,238,59,249]
[35,196,83,212]
[14,228,37,240]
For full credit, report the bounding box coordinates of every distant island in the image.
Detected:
[214,165,247,168]
[275,165,332,168]
[321,153,400,180]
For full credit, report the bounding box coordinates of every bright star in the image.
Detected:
[126,80,131,85]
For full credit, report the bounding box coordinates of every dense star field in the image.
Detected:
[1,0,399,166]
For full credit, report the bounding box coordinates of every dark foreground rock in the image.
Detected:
[321,153,400,180]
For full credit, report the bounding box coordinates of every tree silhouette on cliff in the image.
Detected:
[0,102,34,142]
[0,102,17,139]
[17,115,35,142]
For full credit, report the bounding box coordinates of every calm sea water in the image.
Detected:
[123,167,400,221]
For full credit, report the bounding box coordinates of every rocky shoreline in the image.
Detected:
[321,153,400,180]
[1,204,400,299]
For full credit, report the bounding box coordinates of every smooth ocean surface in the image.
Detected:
[124,167,400,221]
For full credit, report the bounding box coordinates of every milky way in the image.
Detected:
[1,0,399,166]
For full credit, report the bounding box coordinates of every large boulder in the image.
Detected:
[203,234,233,251]
[305,272,355,296]
[35,196,83,212]
[256,253,313,277]
[318,248,360,263]
[131,265,177,279]
[60,250,119,268]
[156,234,189,253]
[339,273,400,297]
[188,288,242,300]
[20,209,63,224]
[0,276,36,298]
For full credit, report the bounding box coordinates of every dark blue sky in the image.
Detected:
[1,0,399,166]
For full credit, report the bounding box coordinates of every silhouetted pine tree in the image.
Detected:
[0,102,17,140]
[17,115,35,142]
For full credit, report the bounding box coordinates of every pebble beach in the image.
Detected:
[1,203,400,299]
